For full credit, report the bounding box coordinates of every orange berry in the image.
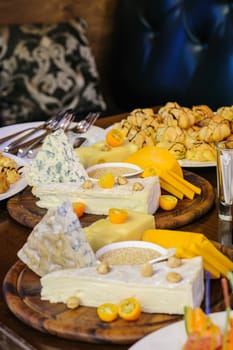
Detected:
[159,195,178,211]
[118,297,141,321]
[72,202,85,217]
[109,208,128,224]
[97,303,118,322]
[106,129,124,147]
[98,173,115,188]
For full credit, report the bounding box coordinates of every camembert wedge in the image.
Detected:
[32,176,161,215]
[41,256,204,314]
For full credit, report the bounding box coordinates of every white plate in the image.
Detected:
[129,311,232,350]
[0,153,29,201]
[0,122,105,160]
[178,159,216,167]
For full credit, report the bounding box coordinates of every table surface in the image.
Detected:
[1,114,233,350]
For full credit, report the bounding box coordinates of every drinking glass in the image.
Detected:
[216,140,233,221]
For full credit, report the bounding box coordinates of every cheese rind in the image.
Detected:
[27,129,88,186]
[41,256,204,314]
[84,210,155,251]
[17,201,97,276]
[32,176,161,215]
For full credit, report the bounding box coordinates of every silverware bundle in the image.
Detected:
[1,110,100,158]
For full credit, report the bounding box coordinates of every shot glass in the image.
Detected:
[216,140,233,221]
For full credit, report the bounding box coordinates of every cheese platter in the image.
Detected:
[3,241,233,344]
[7,169,215,229]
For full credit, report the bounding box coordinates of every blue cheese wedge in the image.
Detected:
[32,176,161,215]
[26,129,88,186]
[17,201,97,276]
[41,256,204,314]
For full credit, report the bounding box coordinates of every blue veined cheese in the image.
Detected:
[26,129,88,186]
[41,256,204,314]
[17,201,97,276]
[32,176,161,215]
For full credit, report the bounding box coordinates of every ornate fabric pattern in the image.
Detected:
[0,18,106,126]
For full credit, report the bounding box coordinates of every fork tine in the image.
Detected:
[83,112,100,131]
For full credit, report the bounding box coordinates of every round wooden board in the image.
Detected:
[7,170,215,229]
[3,241,233,344]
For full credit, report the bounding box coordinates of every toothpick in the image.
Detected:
[221,277,231,350]
[205,271,211,315]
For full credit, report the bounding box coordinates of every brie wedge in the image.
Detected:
[32,176,161,215]
[41,256,204,314]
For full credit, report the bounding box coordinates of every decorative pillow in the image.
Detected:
[0,18,106,126]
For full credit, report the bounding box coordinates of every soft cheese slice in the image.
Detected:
[17,201,97,276]
[26,129,88,186]
[32,176,161,215]
[41,256,204,314]
[84,210,155,251]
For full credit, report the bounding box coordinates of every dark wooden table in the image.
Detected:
[0,114,233,350]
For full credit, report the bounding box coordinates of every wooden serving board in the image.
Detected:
[7,170,215,229]
[3,241,233,344]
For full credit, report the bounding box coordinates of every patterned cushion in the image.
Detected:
[0,18,106,126]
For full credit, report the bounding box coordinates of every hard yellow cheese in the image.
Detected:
[84,210,155,252]
[75,141,138,168]
[142,229,233,279]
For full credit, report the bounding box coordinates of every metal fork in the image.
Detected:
[17,109,76,158]
[70,112,100,134]
[10,110,73,158]
[2,114,62,148]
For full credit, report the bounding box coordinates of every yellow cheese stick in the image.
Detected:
[171,244,220,278]
[198,240,233,276]
[188,243,220,279]
[142,229,227,278]
[168,169,202,195]
[142,229,206,252]
[159,170,195,199]
[201,261,221,279]
[159,178,184,199]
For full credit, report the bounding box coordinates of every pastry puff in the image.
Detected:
[185,142,216,162]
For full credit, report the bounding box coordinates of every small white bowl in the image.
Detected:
[95,240,168,262]
[86,162,143,181]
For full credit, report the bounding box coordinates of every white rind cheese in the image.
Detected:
[32,176,161,215]
[26,129,88,186]
[41,256,204,314]
[17,201,97,276]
